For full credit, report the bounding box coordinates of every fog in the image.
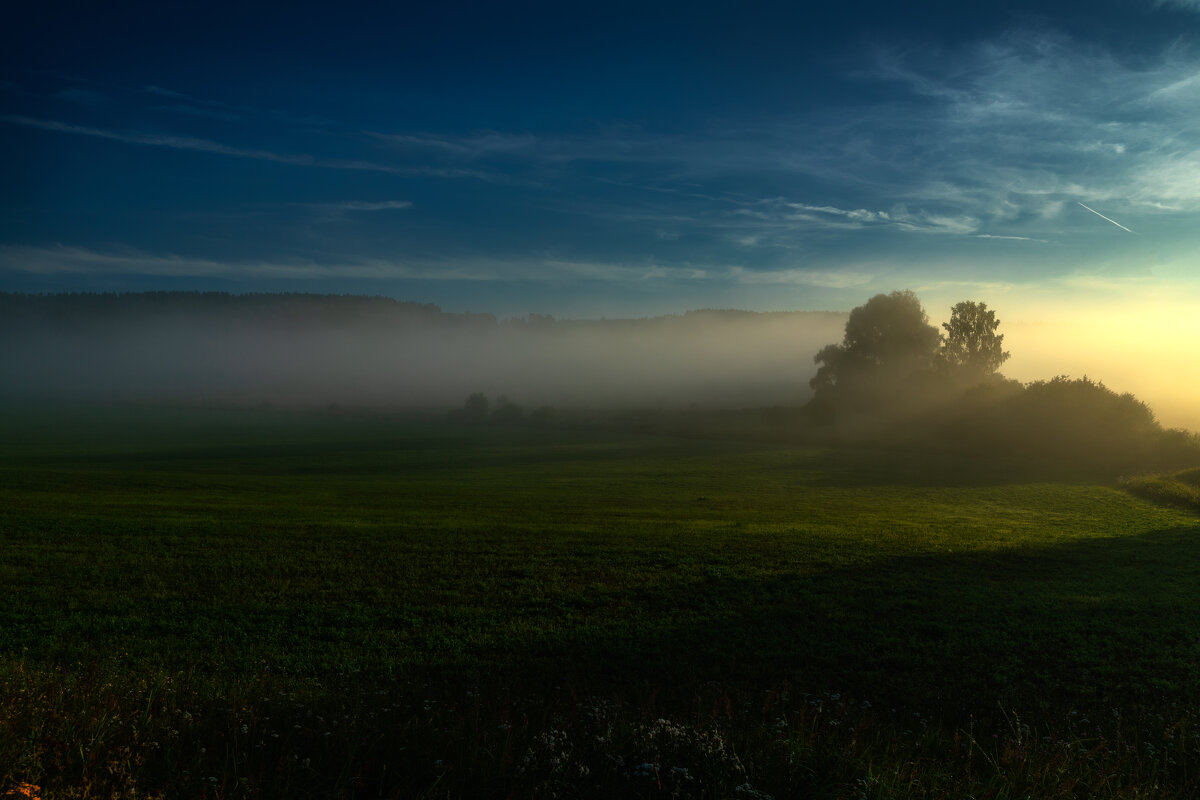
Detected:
[0,295,846,411]
[1,293,1194,433]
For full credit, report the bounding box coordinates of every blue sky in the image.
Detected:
[3,0,1200,319]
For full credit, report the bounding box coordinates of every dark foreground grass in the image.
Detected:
[2,404,1200,798]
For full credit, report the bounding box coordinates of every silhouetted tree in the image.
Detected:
[939,300,1009,379]
[810,290,940,411]
[463,392,490,421]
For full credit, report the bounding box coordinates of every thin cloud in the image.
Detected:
[0,114,493,179]
[974,234,1050,242]
[1151,0,1200,11]
[0,243,875,290]
[736,200,979,236]
[0,114,316,164]
[153,103,241,121]
[855,30,1200,217]
[353,37,1200,241]
[349,33,1200,245]
[912,278,1024,294]
[309,200,414,212]
[144,85,187,98]
[144,85,241,117]
[727,266,874,288]
[0,244,378,279]
[368,131,540,158]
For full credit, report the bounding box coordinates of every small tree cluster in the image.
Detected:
[806,292,1196,473]
[810,292,1010,412]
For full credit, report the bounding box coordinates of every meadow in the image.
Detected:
[2,404,1200,798]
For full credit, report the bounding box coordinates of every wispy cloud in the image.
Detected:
[727,266,874,288]
[152,103,241,121]
[974,234,1049,242]
[144,85,241,120]
[0,243,875,291]
[850,30,1200,218]
[729,200,979,236]
[1151,0,1200,12]
[144,85,188,99]
[0,114,493,179]
[368,131,541,158]
[1,114,316,164]
[912,278,1026,295]
[353,30,1200,247]
[303,200,414,212]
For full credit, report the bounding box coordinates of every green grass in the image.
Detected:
[1123,468,1200,513]
[1,404,1199,798]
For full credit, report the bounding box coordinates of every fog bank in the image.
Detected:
[3,293,1193,432]
[0,294,845,411]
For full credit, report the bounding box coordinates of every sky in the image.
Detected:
[2,1,1200,417]
[1,0,1198,313]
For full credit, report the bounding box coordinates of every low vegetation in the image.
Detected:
[2,405,1200,797]
[1123,467,1200,513]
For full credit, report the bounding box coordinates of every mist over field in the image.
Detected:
[1,292,1194,432]
[0,294,847,411]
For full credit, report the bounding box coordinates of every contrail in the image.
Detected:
[1078,202,1135,234]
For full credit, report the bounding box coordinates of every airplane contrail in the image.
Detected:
[1077,202,1135,234]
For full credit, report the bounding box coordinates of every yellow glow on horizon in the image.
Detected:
[959,292,1200,432]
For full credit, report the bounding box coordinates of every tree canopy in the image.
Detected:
[810,290,940,408]
[939,300,1009,378]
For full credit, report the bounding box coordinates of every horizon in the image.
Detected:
[3,288,1198,432]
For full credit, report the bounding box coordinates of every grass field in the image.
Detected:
[2,405,1200,798]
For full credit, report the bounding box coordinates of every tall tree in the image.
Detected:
[939,301,1009,378]
[810,290,940,408]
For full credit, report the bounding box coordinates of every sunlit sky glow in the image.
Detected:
[2,1,1198,422]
